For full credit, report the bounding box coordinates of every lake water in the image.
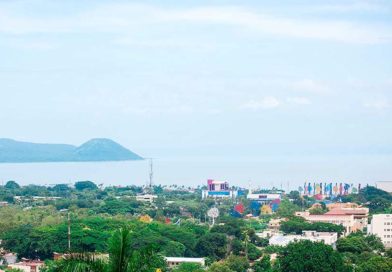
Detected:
[0,155,390,189]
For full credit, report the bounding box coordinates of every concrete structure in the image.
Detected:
[247,193,281,203]
[296,212,356,234]
[8,261,44,272]
[256,229,280,239]
[2,253,17,264]
[268,218,286,231]
[165,257,205,268]
[325,207,369,231]
[135,194,158,203]
[269,231,338,247]
[202,179,237,199]
[375,181,392,193]
[326,202,360,210]
[368,214,392,248]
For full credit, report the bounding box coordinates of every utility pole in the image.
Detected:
[68,212,71,252]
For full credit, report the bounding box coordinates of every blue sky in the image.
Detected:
[0,0,392,184]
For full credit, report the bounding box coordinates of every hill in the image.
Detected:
[0,138,143,163]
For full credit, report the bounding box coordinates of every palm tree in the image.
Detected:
[43,228,166,272]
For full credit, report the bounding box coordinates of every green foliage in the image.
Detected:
[225,255,249,272]
[247,243,262,261]
[195,233,228,261]
[172,263,204,272]
[5,180,20,190]
[356,256,392,272]
[75,181,98,191]
[275,199,301,218]
[207,262,234,272]
[253,254,272,272]
[278,240,349,272]
[337,232,384,254]
[280,216,345,235]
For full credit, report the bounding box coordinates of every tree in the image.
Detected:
[207,262,234,272]
[43,228,167,272]
[195,233,227,261]
[356,256,392,272]
[173,263,204,272]
[336,236,369,254]
[253,254,272,272]
[5,180,20,190]
[225,255,249,272]
[278,240,349,272]
[75,181,98,191]
[276,199,300,218]
[368,197,391,213]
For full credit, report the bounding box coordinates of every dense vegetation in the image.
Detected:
[0,181,391,271]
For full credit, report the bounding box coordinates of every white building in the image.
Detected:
[269,231,338,247]
[135,194,158,203]
[165,257,205,268]
[202,179,237,199]
[368,214,392,248]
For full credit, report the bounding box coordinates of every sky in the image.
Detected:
[0,0,392,186]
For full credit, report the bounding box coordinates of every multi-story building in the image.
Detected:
[368,214,392,248]
[324,207,369,231]
[296,212,356,235]
[202,179,237,199]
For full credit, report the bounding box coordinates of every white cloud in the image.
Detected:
[286,97,312,105]
[292,79,330,94]
[0,3,390,44]
[363,99,390,110]
[241,96,280,110]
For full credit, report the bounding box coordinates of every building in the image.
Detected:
[165,257,205,268]
[135,194,158,203]
[247,193,281,204]
[202,179,237,199]
[8,261,44,272]
[326,202,360,210]
[268,218,286,231]
[2,253,17,265]
[296,212,356,234]
[375,181,392,193]
[269,231,338,247]
[324,207,369,231]
[0,201,8,207]
[368,214,392,248]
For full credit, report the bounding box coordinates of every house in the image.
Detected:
[368,214,392,248]
[324,207,369,231]
[269,231,338,247]
[165,257,205,268]
[8,261,44,272]
[296,211,356,235]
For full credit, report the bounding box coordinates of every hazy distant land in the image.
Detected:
[0,138,143,163]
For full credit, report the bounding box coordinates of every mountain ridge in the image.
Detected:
[0,138,143,163]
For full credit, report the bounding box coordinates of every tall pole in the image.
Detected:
[68,212,71,252]
[149,158,153,190]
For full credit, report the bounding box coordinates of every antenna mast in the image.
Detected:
[148,158,154,191]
